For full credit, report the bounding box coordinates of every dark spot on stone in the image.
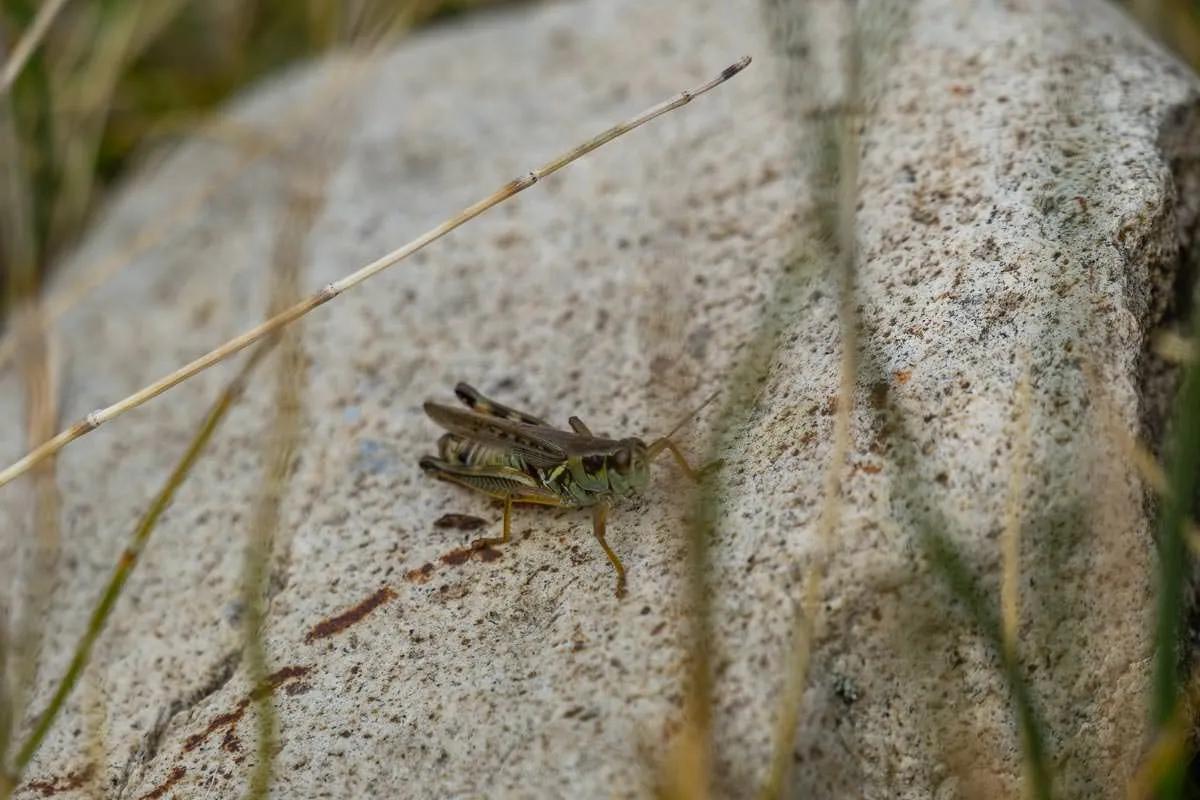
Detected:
[870,381,889,409]
[436,513,487,532]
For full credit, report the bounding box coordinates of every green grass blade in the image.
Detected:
[1150,315,1200,799]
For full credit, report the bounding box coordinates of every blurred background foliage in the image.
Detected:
[0,0,516,308]
[0,0,1195,310]
[1127,0,1200,68]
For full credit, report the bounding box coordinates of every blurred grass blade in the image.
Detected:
[0,606,12,795]
[242,156,325,800]
[44,0,190,248]
[921,529,1054,800]
[1001,356,1032,661]
[5,306,62,785]
[0,0,71,95]
[1149,314,1200,798]
[10,340,275,778]
[0,86,37,303]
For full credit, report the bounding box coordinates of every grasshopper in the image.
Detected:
[419,383,718,597]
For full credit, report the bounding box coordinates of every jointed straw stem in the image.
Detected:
[0,56,751,492]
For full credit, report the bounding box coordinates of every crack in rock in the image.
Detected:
[113,649,241,800]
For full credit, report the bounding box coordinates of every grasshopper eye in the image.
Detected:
[612,447,632,474]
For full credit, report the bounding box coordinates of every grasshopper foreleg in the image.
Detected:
[646,437,722,482]
[591,502,626,598]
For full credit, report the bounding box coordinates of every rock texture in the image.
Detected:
[2,0,1199,798]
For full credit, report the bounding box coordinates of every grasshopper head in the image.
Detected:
[606,437,650,496]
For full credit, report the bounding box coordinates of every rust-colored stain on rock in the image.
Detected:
[183,665,312,753]
[477,546,502,563]
[439,547,473,566]
[440,544,501,567]
[138,766,186,800]
[24,764,94,797]
[305,586,397,643]
[405,562,435,583]
[183,706,244,753]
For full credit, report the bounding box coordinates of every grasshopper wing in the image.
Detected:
[423,402,567,469]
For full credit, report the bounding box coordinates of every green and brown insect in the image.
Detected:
[419,383,719,597]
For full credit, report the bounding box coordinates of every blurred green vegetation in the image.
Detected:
[1125,0,1200,69]
[1123,5,1200,799]
[0,0,512,306]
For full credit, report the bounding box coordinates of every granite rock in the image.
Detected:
[3,0,1199,798]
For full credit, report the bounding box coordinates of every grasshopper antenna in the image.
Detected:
[646,389,722,479]
[653,389,720,446]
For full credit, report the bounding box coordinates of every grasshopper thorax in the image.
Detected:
[573,437,650,499]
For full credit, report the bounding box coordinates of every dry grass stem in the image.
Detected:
[0,56,751,492]
[1153,331,1196,365]
[0,0,72,95]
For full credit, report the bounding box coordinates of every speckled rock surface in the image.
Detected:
[3,0,1199,798]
